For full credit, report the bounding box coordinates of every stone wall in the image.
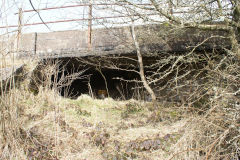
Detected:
[14,24,230,58]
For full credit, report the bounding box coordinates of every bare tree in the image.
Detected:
[130,21,157,103]
[91,0,239,102]
[90,1,240,158]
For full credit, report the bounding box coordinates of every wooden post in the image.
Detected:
[88,1,92,50]
[34,32,37,54]
[14,8,23,119]
[17,8,23,51]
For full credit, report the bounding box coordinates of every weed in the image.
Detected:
[121,102,143,118]
[76,108,91,117]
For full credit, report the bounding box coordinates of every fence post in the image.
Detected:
[17,8,23,52]
[88,1,92,50]
[34,32,37,54]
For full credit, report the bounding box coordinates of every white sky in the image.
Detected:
[0,0,232,35]
[0,0,159,34]
[0,0,94,34]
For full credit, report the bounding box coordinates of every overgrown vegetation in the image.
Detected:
[0,81,186,159]
[1,0,240,159]
[0,59,239,159]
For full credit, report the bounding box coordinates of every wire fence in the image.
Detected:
[0,2,230,29]
[0,2,167,48]
[1,3,154,29]
[0,1,231,49]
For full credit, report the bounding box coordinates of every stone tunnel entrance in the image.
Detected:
[53,57,145,100]
[30,53,211,102]
[60,67,141,100]
[31,56,152,100]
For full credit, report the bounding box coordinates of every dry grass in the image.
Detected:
[0,82,189,160]
[1,79,239,159]
[0,54,239,160]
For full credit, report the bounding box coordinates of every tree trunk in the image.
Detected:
[130,23,157,104]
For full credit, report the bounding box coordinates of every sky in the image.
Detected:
[0,0,230,35]
[0,0,94,34]
[0,0,148,34]
[0,0,159,35]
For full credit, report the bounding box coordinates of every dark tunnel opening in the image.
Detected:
[61,69,141,99]
[31,53,213,102]
[52,57,143,100]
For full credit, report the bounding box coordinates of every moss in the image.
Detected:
[169,111,178,118]
[163,22,169,27]
[121,102,143,118]
[76,108,91,117]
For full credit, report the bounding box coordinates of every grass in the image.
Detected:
[0,60,239,160]
[0,83,188,159]
[65,95,124,125]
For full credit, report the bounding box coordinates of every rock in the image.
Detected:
[0,64,26,93]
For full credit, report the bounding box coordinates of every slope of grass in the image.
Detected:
[1,61,239,160]
[0,84,189,160]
